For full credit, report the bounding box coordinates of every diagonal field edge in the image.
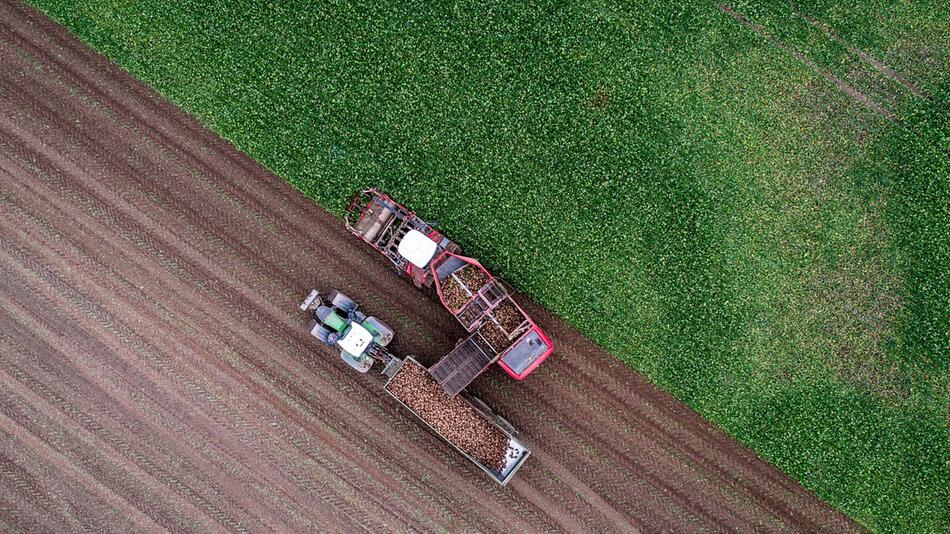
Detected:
[0,1,866,532]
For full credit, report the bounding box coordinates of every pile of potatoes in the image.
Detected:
[388,361,508,470]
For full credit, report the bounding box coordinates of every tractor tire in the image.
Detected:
[364,316,394,347]
[308,320,333,344]
[328,290,357,312]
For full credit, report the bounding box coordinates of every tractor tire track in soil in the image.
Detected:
[0,2,863,532]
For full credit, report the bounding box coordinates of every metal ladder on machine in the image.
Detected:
[380,219,412,265]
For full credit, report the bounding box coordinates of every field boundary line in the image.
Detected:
[796,11,929,100]
[718,3,897,122]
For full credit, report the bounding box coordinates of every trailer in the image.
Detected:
[383,358,530,485]
[301,290,531,485]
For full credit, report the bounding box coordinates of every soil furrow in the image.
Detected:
[0,143,512,534]
[0,445,93,533]
[0,368,213,532]
[0,289,290,533]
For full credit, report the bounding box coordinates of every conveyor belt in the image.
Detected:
[429,333,498,396]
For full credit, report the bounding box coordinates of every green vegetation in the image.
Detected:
[28,0,948,531]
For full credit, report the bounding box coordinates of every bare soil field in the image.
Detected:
[0,3,863,532]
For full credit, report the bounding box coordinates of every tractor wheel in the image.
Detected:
[340,350,372,373]
[308,320,334,344]
[364,317,394,346]
[328,290,357,312]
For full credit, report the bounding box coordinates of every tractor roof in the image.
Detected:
[398,229,438,268]
[338,322,373,356]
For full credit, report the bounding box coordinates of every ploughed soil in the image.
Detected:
[386,360,508,470]
[0,3,863,533]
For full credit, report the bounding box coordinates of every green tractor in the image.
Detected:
[299,289,396,373]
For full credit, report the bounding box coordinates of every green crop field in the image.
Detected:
[27,0,948,531]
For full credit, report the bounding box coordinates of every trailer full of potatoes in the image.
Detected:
[300,190,552,485]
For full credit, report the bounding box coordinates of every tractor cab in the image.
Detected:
[300,289,396,373]
[337,322,374,357]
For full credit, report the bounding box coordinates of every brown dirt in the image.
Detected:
[386,361,508,470]
[0,2,863,532]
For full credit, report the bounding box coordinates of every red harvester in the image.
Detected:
[344,189,553,394]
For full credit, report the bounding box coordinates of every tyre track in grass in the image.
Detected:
[718,3,896,123]
[1,1,864,532]
[796,12,929,100]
